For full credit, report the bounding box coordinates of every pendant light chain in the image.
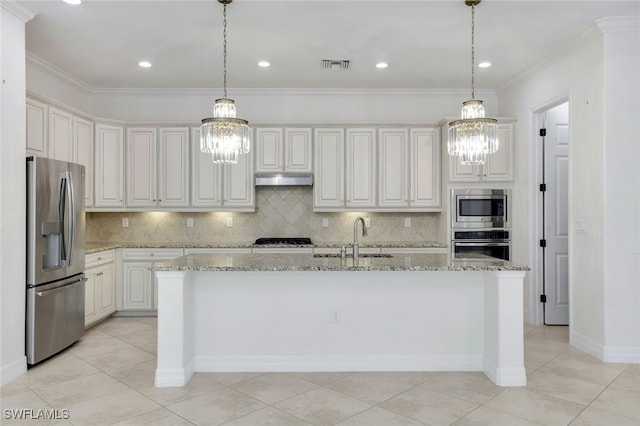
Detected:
[471,4,475,100]
[222,3,228,99]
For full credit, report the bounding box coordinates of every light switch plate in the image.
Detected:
[404,217,411,228]
[226,217,233,227]
[187,217,194,228]
[322,218,329,228]
[364,217,371,227]
[122,217,129,228]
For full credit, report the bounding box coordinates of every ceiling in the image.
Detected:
[22,0,639,91]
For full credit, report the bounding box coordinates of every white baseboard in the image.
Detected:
[483,357,527,387]
[192,354,483,373]
[603,345,640,363]
[0,356,27,387]
[154,361,194,388]
[571,330,605,360]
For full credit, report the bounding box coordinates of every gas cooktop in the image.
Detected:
[254,237,313,245]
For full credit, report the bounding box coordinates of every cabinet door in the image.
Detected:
[483,124,514,181]
[223,145,254,208]
[122,262,153,310]
[94,124,125,207]
[126,128,157,207]
[313,128,344,209]
[255,128,283,172]
[346,128,376,208]
[191,128,222,207]
[158,128,189,207]
[73,117,94,207]
[84,267,97,326]
[410,128,440,208]
[378,128,409,207]
[26,98,48,156]
[48,107,73,162]
[96,263,116,318]
[285,128,312,172]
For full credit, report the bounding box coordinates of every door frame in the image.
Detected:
[531,97,570,326]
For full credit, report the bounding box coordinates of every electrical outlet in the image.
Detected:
[404,217,411,228]
[121,217,129,228]
[364,217,371,227]
[186,217,194,228]
[330,308,342,323]
[322,218,329,228]
[226,217,233,227]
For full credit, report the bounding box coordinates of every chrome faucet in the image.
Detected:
[353,216,368,264]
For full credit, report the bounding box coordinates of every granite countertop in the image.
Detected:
[85,241,448,254]
[152,252,528,272]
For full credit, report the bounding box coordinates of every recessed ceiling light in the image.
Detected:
[258,61,270,68]
[478,62,492,68]
[376,62,389,69]
[138,61,152,68]
[63,0,82,4]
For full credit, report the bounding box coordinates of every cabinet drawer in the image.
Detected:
[121,248,184,260]
[85,250,115,268]
[184,248,252,255]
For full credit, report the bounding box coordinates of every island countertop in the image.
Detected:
[152,252,528,272]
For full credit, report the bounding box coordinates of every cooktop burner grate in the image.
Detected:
[254,237,313,245]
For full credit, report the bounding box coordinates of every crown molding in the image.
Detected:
[26,52,93,94]
[596,16,640,33]
[1,1,37,22]
[497,20,604,93]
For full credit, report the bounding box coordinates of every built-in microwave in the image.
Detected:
[451,189,511,229]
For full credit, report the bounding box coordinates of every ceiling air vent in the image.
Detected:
[322,59,350,70]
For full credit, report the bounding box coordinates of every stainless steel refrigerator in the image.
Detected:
[26,156,86,365]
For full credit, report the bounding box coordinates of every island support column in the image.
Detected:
[155,271,193,387]
[483,270,527,386]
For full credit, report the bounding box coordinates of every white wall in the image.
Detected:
[0,2,35,386]
[498,18,640,362]
[601,20,640,361]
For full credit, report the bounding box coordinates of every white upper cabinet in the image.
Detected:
[191,128,222,207]
[410,128,441,208]
[284,128,312,172]
[313,128,345,209]
[255,127,312,173]
[94,123,125,208]
[158,128,189,207]
[126,127,190,208]
[48,106,73,162]
[191,127,254,210]
[378,128,409,207]
[223,143,255,208]
[126,128,157,207]
[447,122,515,182]
[73,117,94,207]
[346,128,376,208]
[26,98,48,157]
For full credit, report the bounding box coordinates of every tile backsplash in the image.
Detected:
[86,187,444,243]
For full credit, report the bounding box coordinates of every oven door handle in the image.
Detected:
[453,242,510,247]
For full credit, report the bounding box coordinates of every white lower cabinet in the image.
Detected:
[85,250,116,326]
[119,248,184,312]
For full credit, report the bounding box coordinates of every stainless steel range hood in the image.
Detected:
[255,172,313,186]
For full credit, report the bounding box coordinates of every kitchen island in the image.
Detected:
[152,253,528,388]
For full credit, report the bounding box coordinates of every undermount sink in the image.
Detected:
[313,253,393,259]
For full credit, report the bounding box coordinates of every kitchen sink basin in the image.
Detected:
[313,253,393,258]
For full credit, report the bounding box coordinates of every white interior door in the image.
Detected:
[543,102,570,325]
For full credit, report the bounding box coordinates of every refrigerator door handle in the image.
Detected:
[35,276,86,296]
[58,171,75,266]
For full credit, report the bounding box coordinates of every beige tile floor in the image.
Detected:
[1,317,639,425]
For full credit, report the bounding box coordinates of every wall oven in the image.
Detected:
[451,189,511,229]
[451,230,510,261]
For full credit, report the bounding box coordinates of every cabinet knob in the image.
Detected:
[96,272,104,276]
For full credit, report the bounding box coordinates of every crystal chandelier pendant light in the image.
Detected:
[200,0,250,164]
[448,0,498,166]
